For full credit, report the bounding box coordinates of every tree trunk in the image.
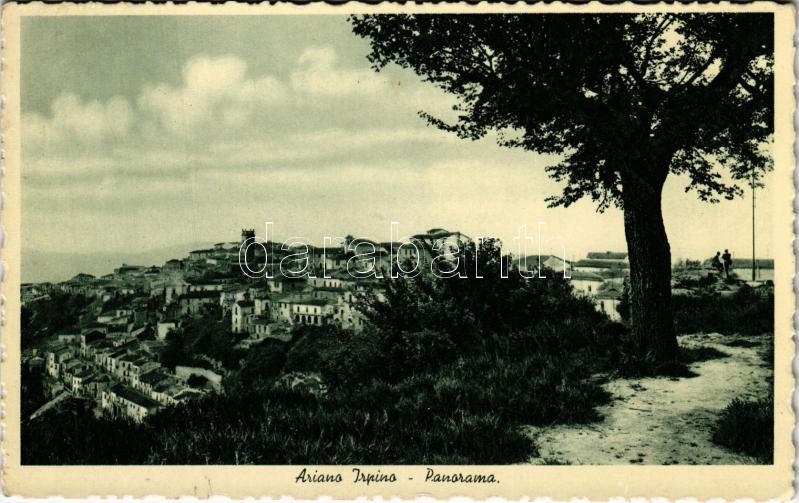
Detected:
[621,172,679,362]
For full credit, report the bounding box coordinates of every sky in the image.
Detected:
[21,15,775,282]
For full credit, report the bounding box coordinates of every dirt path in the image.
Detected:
[527,333,772,465]
[28,391,70,421]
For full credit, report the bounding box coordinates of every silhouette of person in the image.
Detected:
[722,249,732,278]
[711,251,723,274]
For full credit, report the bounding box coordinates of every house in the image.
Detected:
[176,290,220,316]
[46,345,74,377]
[513,254,572,276]
[220,287,248,313]
[150,381,189,406]
[59,358,84,386]
[83,374,112,399]
[164,279,190,303]
[119,353,161,386]
[102,384,161,422]
[71,368,97,394]
[569,271,605,296]
[188,249,215,261]
[81,337,113,359]
[290,297,333,326]
[99,340,138,375]
[232,300,255,333]
[573,258,629,274]
[137,368,176,399]
[573,251,629,283]
[163,259,183,272]
[594,283,624,321]
[248,316,272,337]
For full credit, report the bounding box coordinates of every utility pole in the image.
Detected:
[752,166,756,281]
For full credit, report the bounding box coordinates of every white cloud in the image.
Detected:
[138,54,287,135]
[23,94,132,148]
[290,46,389,98]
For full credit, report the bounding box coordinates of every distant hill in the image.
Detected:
[21,242,210,283]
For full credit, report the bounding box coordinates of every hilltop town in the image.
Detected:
[21,227,774,424]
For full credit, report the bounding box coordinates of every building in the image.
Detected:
[188,249,215,262]
[290,297,333,326]
[71,368,97,394]
[594,282,624,321]
[232,300,255,333]
[513,254,572,276]
[731,258,774,281]
[573,251,629,284]
[163,259,183,272]
[569,271,605,296]
[102,384,161,422]
[176,290,220,316]
[46,345,74,377]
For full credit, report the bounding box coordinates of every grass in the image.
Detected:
[712,398,773,463]
[539,457,570,465]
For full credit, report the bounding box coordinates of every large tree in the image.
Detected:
[351,13,773,362]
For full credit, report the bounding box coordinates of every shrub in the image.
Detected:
[672,285,773,335]
[712,397,773,463]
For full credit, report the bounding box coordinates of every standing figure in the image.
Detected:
[711,251,723,275]
[722,249,733,279]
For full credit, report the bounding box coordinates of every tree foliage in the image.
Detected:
[351,14,773,209]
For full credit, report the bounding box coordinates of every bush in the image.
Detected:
[672,285,773,335]
[712,397,773,463]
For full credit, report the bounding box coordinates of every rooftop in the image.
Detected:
[586,251,628,260]
[574,259,629,269]
[110,384,161,409]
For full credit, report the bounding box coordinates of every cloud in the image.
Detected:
[290,46,389,98]
[22,47,467,188]
[138,54,287,135]
[23,93,132,149]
